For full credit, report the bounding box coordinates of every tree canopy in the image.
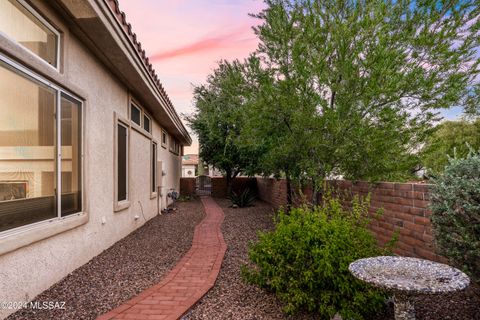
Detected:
[421,119,480,175]
[188,0,480,202]
[186,60,262,193]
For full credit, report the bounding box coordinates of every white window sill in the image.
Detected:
[114,200,130,212]
[0,212,88,256]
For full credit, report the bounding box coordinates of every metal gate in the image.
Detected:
[196,175,211,196]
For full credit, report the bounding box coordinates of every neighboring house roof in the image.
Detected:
[182,154,199,165]
[52,0,191,145]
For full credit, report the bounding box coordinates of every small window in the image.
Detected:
[117,122,129,202]
[151,142,157,194]
[170,138,180,155]
[169,136,174,152]
[161,130,167,148]
[143,114,151,133]
[130,103,141,126]
[176,140,181,155]
[0,0,60,68]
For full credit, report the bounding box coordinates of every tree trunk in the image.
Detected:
[226,179,233,197]
[311,180,319,207]
[226,169,239,197]
[286,174,293,212]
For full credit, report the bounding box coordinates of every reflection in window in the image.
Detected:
[0,182,27,200]
[0,63,56,232]
[0,62,82,233]
[0,0,59,67]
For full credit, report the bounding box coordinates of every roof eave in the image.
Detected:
[53,0,192,145]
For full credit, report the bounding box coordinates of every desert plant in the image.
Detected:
[229,188,256,208]
[242,195,392,319]
[177,195,193,202]
[430,149,480,282]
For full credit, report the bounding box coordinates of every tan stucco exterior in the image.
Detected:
[0,1,188,318]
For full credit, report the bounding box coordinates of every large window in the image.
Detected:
[0,0,60,68]
[0,58,82,233]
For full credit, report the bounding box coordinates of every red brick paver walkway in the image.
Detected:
[98,197,227,320]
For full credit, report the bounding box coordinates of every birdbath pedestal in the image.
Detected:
[349,256,470,320]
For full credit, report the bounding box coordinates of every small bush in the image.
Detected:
[177,195,193,202]
[430,149,480,282]
[229,188,256,207]
[242,195,391,319]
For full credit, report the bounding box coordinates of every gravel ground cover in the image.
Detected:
[7,199,204,320]
[183,198,480,320]
[183,198,314,320]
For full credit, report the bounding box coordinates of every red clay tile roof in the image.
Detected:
[182,154,199,165]
[106,0,175,113]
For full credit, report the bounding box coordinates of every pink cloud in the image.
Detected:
[150,27,251,62]
[118,0,266,151]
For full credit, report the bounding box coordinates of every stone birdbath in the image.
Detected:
[349,256,470,320]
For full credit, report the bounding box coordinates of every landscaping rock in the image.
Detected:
[6,200,204,320]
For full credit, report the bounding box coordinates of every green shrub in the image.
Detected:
[177,195,193,202]
[242,195,391,319]
[430,149,480,282]
[229,188,256,207]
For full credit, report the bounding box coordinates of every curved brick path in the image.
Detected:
[98,197,227,320]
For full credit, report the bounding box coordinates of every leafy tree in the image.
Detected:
[187,60,261,195]
[421,119,480,175]
[241,0,480,203]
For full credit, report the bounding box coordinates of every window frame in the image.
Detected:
[130,102,142,127]
[0,0,61,70]
[170,138,181,155]
[161,130,168,149]
[114,113,130,212]
[129,98,153,136]
[0,53,85,237]
[143,113,151,133]
[150,141,158,198]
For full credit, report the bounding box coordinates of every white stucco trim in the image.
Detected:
[0,212,88,256]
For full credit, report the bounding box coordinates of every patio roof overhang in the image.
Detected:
[51,0,192,145]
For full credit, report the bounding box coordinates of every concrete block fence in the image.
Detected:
[180,177,196,196]
[180,176,443,262]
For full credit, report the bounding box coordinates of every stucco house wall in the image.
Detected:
[0,1,188,318]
